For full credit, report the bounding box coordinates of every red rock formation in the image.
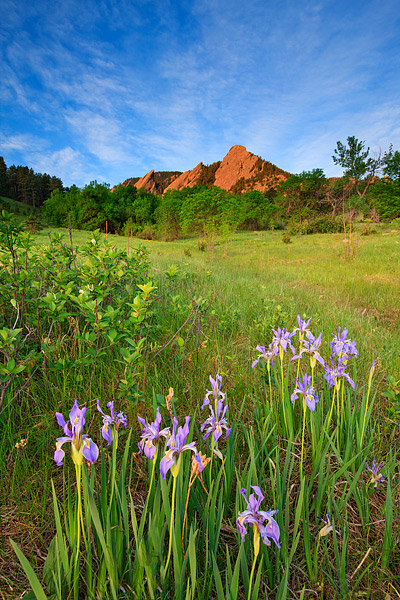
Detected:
[164,162,203,191]
[134,169,157,193]
[113,146,290,194]
[213,145,259,190]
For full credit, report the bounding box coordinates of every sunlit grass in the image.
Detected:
[3,222,399,598]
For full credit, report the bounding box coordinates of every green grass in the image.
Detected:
[2,222,400,599]
[1,196,41,221]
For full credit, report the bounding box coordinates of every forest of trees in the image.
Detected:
[0,157,63,207]
[2,137,400,239]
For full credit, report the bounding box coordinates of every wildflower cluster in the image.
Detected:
[291,374,319,412]
[236,486,280,549]
[54,399,128,466]
[253,315,360,401]
[324,326,358,390]
[54,400,99,467]
[201,374,231,458]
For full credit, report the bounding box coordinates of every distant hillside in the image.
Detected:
[114,145,290,195]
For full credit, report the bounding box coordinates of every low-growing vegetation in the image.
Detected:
[1,209,399,599]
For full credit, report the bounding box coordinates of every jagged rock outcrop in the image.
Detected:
[114,146,290,194]
[213,145,258,190]
[112,171,182,194]
[134,170,157,194]
[164,162,203,191]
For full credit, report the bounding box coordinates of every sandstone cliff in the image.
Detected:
[114,146,290,194]
[164,162,203,191]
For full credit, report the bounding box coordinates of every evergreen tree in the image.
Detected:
[0,157,9,197]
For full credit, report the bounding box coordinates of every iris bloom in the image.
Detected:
[160,416,203,478]
[318,513,341,537]
[330,327,358,359]
[291,374,319,412]
[270,327,296,356]
[324,359,355,390]
[292,331,325,369]
[201,398,231,443]
[318,514,333,537]
[138,407,170,459]
[365,459,386,488]
[97,400,127,445]
[54,400,99,466]
[237,486,280,548]
[293,315,312,336]
[202,374,226,409]
[251,345,275,369]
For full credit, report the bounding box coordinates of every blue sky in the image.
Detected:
[1,0,399,187]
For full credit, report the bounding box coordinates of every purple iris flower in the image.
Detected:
[138,407,170,459]
[330,327,359,359]
[236,486,281,549]
[270,327,296,356]
[324,359,355,390]
[54,400,99,466]
[97,400,127,445]
[201,398,231,443]
[160,416,203,478]
[293,315,312,336]
[365,459,386,489]
[291,374,319,412]
[202,374,226,410]
[252,345,275,369]
[292,331,325,368]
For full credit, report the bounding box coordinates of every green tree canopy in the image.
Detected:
[332,136,380,198]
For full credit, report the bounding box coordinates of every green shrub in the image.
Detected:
[287,215,343,235]
[281,232,292,244]
[136,224,158,240]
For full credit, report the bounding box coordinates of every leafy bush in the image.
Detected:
[360,224,378,236]
[281,232,292,244]
[287,215,343,235]
[136,224,158,240]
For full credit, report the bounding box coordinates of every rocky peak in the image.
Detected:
[114,146,290,194]
[214,145,259,190]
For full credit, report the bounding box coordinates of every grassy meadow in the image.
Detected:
[1,219,400,599]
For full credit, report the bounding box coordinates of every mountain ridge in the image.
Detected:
[113,145,290,194]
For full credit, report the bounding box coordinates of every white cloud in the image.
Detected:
[26,147,105,187]
[0,134,47,153]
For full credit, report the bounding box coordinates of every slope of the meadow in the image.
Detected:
[32,226,400,385]
[2,224,398,599]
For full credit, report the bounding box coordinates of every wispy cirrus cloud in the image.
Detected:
[26,147,100,184]
[0,133,48,153]
[1,0,400,186]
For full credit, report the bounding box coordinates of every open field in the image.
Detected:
[1,222,400,599]
[33,225,400,384]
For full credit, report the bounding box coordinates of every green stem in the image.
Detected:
[74,463,82,600]
[310,412,316,460]
[268,364,272,409]
[109,428,118,507]
[296,333,303,382]
[313,535,321,582]
[280,350,288,435]
[300,400,306,479]
[248,527,260,600]
[139,450,158,538]
[209,436,215,490]
[326,387,336,432]
[360,390,371,448]
[163,475,177,579]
